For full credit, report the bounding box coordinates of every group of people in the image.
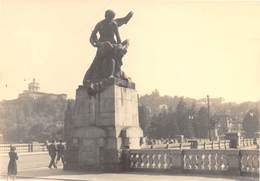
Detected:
[6,140,65,181]
[47,140,65,169]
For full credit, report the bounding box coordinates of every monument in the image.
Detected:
[64,10,143,171]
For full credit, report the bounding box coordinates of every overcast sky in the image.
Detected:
[0,0,260,102]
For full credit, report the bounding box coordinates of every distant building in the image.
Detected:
[213,113,243,137]
[18,79,67,100]
[0,78,68,143]
[158,104,168,113]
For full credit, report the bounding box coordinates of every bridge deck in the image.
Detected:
[0,168,258,181]
[0,152,258,181]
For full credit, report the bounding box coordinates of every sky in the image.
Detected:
[0,0,260,103]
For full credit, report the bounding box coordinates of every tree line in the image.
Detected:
[139,90,260,139]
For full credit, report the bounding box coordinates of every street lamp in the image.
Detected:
[188,114,195,138]
[207,95,211,140]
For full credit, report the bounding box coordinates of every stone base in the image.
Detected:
[65,83,143,171]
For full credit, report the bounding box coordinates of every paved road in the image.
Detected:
[0,152,258,181]
[0,168,258,181]
[0,152,50,174]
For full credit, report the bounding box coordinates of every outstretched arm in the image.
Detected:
[115,11,134,27]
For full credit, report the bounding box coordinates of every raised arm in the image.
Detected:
[115,11,134,27]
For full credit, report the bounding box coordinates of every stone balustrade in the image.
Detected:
[123,149,259,177]
[141,138,258,150]
[240,150,260,176]
[0,143,48,153]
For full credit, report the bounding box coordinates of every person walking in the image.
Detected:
[7,146,18,181]
[48,140,57,169]
[56,140,65,167]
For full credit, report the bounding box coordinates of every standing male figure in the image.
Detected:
[56,140,65,167]
[84,10,133,84]
[48,140,57,169]
[90,9,133,48]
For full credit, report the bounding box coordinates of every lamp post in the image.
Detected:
[188,114,194,138]
[207,95,211,140]
[249,112,254,138]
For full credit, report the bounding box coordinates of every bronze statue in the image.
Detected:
[83,10,134,93]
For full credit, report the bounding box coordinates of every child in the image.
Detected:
[7,146,18,181]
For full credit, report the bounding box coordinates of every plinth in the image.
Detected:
[65,78,143,171]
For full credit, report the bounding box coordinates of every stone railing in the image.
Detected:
[122,149,259,177]
[141,140,231,150]
[241,138,257,147]
[240,150,260,176]
[0,143,47,153]
[141,138,258,150]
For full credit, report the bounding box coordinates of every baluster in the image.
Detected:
[204,153,210,170]
[215,153,222,170]
[190,153,197,170]
[197,152,204,170]
[253,155,259,173]
[160,152,166,169]
[220,154,228,170]
[129,153,134,168]
[143,153,147,168]
[166,152,173,169]
[148,152,153,169]
[210,152,217,171]
[154,152,160,169]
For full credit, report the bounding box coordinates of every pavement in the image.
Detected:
[0,152,49,173]
[0,152,259,181]
[0,167,259,181]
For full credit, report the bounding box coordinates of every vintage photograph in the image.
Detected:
[0,0,259,180]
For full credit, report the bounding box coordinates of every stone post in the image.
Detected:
[225,150,241,176]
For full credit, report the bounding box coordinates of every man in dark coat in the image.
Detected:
[48,140,57,168]
[56,140,65,167]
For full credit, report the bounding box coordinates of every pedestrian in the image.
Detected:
[44,140,49,151]
[56,140,65,167]
[48,140,57,169]
[7,146,18,181]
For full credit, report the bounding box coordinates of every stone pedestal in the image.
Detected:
[65,79,143,171]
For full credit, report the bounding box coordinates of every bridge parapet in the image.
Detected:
[123,149,259,177]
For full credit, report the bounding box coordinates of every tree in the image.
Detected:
[242,108,260,137]
[176,98,192,138]
[138,105,151,136]
[194,107,209,138]
[28,123,45,142]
